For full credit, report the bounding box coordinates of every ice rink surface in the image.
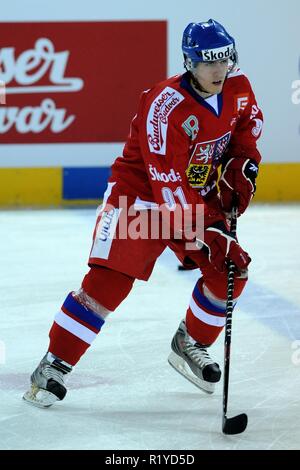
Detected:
[0,204,299,450]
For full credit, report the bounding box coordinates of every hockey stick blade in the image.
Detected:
[222,413,248,435]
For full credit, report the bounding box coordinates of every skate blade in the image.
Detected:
[23,384,58,408]
[168,351,215,394]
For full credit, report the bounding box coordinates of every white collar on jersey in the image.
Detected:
[204,94,219,114]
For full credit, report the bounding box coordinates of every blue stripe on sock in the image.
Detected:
[63,293,105,330]
[193,284,226,315]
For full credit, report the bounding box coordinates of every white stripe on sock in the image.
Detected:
[189,297,226,327]
[54,311,97,344]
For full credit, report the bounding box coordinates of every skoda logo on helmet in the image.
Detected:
[203,44,234,62]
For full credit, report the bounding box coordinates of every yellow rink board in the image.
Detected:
[255,163,300,202]
[0,163,299,206]
[0,168,62,206]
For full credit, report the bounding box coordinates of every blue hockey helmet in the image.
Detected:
[182,19,237,66]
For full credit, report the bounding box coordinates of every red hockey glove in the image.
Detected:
[219,157,259,215]
[196,220,251,272]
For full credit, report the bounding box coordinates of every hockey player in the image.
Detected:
[23,19,263,407]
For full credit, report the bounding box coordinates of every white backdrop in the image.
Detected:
[1,0,300,165]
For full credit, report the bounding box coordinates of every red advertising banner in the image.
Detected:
[0,21,167,143]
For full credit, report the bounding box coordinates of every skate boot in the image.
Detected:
[23,352,72,408]
[168,320,221,394]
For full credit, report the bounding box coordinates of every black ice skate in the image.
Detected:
[168,320,221,394]
[23,353,72,408]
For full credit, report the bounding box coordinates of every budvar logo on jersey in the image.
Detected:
[202,44,234,62]
[148,164,182,183]
[147,87,185,155]
[0,38,83,135]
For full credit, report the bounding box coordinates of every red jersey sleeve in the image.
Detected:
[227,76,263,164]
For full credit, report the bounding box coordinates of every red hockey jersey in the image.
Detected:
[109,69,263,220]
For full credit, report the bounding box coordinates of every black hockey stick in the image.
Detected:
[222,202,248,435]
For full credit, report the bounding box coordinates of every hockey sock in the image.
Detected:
[186,278,228,346]
[82,266,135,311]
[48,292,105,366]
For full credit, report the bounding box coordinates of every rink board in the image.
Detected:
[0,167,110,206]
[0,163,299,206]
